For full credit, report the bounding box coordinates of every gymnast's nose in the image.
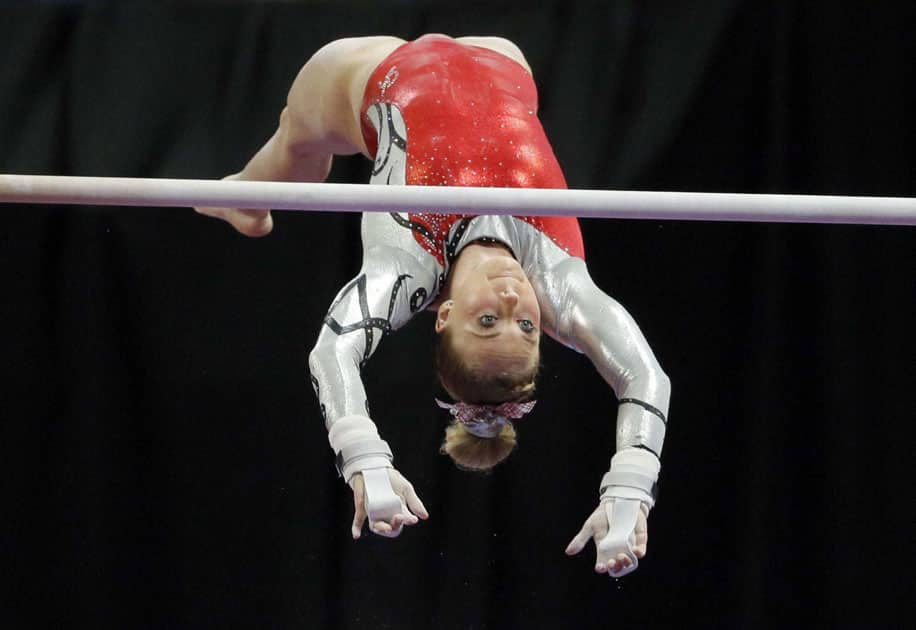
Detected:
[499,284,519,306]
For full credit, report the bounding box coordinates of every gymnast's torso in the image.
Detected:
[359,34,585,305]
[310,37,668,450]
[359,34,584,266]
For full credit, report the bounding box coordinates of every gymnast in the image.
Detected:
[197,34,670,578]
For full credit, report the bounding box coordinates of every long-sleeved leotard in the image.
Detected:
[308,36,669,475]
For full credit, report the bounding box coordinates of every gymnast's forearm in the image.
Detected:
[308,334,396,478]
[582,324,669,457]
[575,308,670,459]
[308,335,373,431]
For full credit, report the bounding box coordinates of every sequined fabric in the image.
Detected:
[360,34,585,264]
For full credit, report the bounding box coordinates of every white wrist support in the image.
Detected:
[328,414,382,452]
[328,414,393,481]
[600,448,660,509]
[335,439,393,483]
[328,416,394,483]
[327,415,402,527]
[361,468,404,527]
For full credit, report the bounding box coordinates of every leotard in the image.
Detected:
[309,36,669,464]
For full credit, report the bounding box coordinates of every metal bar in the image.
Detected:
[1,174,914,225]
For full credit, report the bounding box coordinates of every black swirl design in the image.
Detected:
[323,272,412,368]
[371,103,408,177]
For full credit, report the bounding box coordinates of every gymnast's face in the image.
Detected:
[435,250,541,371]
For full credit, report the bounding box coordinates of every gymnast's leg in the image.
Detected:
[194,36,403,237]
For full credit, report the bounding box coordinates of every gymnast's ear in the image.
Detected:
[435,300,454,334]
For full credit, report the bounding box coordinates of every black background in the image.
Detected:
[1,2,913,628]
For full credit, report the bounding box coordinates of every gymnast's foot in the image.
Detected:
[194,172,274,237]
[195,204,274,237]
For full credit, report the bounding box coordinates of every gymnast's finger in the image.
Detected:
[633,509,648,558]
[402,485,429,519]
[390,513,413,529]
[351,502,367,539]
[396,511,419,527]
[564,523,592,556]
[633,532,648,559]
[350,477,367,539]
[609,553,632,573]
[594,532,616,573]
[370,519,401,538]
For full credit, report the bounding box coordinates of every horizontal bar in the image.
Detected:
[0,174,914,225]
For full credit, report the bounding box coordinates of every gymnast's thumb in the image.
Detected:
[565,528,589,555]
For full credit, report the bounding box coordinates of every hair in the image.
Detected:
[434,329,539,404]
[434,328,539,471]
[440,421,518,471]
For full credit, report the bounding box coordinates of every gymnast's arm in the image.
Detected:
[542,257,670,451]
[308,241,434,538]
[537,256,670,577]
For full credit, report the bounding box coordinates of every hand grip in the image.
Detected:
[598,498,640,578]
[362,468,403,530]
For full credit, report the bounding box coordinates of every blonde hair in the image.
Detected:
[440,421,518,471]
[434,329,538,404]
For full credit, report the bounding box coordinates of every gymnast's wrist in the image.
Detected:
[335,440,393,483]
[600,448,660,509]
[327,414,393,482]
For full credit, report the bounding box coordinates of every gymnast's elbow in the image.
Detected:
[655,365,672,406]
[308,332,364,377]
[307,335,335,380]
[636,361,672,413]
[611,347,671,407]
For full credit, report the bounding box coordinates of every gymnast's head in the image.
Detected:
[433,241,540,470]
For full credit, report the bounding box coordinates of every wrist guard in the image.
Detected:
[600,448,660,509]
[327,414,393,482]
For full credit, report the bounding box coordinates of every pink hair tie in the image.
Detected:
[435,399,537,438]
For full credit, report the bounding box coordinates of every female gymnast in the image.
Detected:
[197,35,670,578]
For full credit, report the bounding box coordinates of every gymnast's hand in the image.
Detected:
[349,469,429,539]
[565,500,649,576]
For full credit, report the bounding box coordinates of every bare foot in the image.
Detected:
[195,205,274,237]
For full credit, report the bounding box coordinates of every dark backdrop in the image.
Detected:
[1,2,913,628]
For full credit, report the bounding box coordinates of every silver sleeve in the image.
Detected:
[308,243,437,432]
[536,256,671,459]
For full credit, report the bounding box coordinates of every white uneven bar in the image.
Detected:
[0,174,914,225]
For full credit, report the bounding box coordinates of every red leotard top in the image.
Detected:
[360,35,584,264]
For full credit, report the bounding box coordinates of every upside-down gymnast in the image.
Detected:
[197,34,670,578]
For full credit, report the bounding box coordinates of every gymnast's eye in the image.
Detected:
[479,314,497,327]
[518,319,535,333]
